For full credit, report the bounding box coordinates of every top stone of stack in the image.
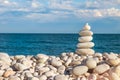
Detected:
[76,23,95,55]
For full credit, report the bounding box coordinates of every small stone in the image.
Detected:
[88,74,97,80]
[83,23,91,30]
[0,53,11,65]
[109,72,120,80]
[51,59,62,67]
[14,63,28,71]
[86,58,97,69]
[73,66,88,76]
[0,70,4,76]
[0,77,3,80]
[29,77,39,80]
[79,31,93,36]
[36,54,49,63]
[94,64,110,74]
[65,58,72,66]
[8,76,20,80]
[45,70,54,77]
[39,67,50,74]
[14,55,25,60]
[76,49,95,55]
[25,72,33,78]
[38,75,47,80]
[3,70,15,78]
[78,36,93,43]
[107,58,120,66]
[77,42,94,48]
[54,75,68,80]
[112,65,120,77]
[57,65,65,74]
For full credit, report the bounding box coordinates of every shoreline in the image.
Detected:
[0,52,120,80]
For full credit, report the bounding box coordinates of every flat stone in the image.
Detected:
[76,49,95,55]
[73,66,88,76]
[94,64,110,74]
[77,42,94,48]
[79,31,93,36]
[78,36,93,42]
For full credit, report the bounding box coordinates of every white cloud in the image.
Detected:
[0,0,120,23]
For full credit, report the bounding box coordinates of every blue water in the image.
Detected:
[0,34,120,55]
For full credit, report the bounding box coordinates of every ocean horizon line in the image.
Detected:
[0,33,120,35]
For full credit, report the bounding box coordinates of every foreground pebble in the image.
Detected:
[73,66,88,76]
[0,52,120,80]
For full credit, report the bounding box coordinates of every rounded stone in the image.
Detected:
[38,75,47,80]
[76,49,95,55]
[57,65,65,74]
[94,64,110,74]
[79,31,93,36]
[14,55,25,60]
[8,76,20,80]
[51,59,62,67]
[113,65,120,77]
[107,58,120,66]
[14,63,28,71]
[3,70,15,78]
[109,72,120,80]
[83,23,91,30]
[45,70,54,77]
[77,42,94,48]
[78,36,93,42]
[86,58,97,69]
[29,77,39,80]
[54,75,68,80]
[72,66,88,76]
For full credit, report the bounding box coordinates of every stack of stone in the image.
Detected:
[76,23,95,55]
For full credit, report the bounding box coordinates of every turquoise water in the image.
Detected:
[0,34,120,55]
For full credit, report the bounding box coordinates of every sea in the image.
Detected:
[0,34,120,56]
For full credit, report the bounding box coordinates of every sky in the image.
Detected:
[0,0,120,33]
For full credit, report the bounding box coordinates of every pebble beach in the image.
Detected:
[0,24,120,80]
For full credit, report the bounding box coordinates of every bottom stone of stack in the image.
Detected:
[76,49,95,55]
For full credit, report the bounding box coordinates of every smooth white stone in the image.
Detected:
[107,58,120,66]
[45,70,54,77]
[94,64,110,74]
[79,31,93,36]
[76,49,95,55]
[9,76,20,80]
[14,63,28,71]
[73,66,88,76]
[78,36,93,42]
[14,55,25,59]
[86,58,97,69]
[29,77,39,80]
[112,65,120,77]
[57,65,65,74]
[65,58,72,66]
[55,75,68,80]
[77,42,94,48]
[83,23,91,30]
[51,59,62,67]
[38,75,47,80]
